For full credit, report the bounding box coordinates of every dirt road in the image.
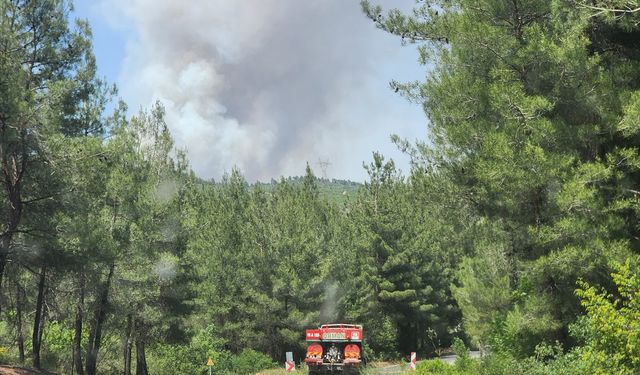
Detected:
[0,365,57,375]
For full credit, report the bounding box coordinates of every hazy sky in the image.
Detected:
[74,1,428,182]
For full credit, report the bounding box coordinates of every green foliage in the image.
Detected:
[478,340,591,375]
[41,321,73,369]
[184,166,336,358]
[0,320,15,364]
[413,352,479,375]
[364,316,398,359]
[452,241,512,348]
[148,324,229,375]
[416,359,459,375]
[4,0,640,373]
[148,326,275,375]
[231,349,277,375]
[339,153,462,357]
[451,338,473,372]
[148,343,202,375]
[576,260,640,374]
[0,346,9,364]
[364,0,640,359]
[493,294,562,357]
[408,343,588,375]
[253,177,361,204]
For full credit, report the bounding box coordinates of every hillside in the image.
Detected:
[254,177,362,204]
[198,176,363,205]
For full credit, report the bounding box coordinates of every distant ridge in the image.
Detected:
[254,176,362,204]
[195,175,363,204]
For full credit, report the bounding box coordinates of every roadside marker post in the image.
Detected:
[285,351,295,372]
[410,352,417,370]
[285,360,295,372]
[207,357,214,375]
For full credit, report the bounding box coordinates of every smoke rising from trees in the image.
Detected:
[98,0,423,181]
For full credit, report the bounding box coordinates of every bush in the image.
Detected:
[451,337,474,372]
[477,347,587,375]
[576,260,640,375]
[42,320,74,373]
[476,353,520,375]
[148,325,276,375]
[148,324,232,375]
[148,343,202,375]
[0,319,18,365]
[367,316,398,359]
[416,359,457,375]
[0,346,11,364]
[230,348,276,374]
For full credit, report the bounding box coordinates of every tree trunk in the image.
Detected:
[32,266,46,369]
[123,314,133,375]
[0,164,24,314]
[0,234,13,315]
[85,264,114,375]
[0,237,7,315]
[135,339,148,375]
[73,274,85,375]
[15,281,24,363]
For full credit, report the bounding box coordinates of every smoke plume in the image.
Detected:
[98,0,424,181]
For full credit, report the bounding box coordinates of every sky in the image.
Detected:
[73,0,429,183]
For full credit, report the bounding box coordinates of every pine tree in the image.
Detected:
[0,0,105,313]
[362,0,640,354]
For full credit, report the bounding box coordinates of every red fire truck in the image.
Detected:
[304,324,363,374]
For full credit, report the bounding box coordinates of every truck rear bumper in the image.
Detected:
[306,360,362,374]
[305,360,361,366]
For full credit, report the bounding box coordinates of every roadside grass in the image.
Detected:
[254,362,393,375]
[255,368,287,375]
[255,360,449,375]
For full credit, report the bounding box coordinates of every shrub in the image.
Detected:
[451,337,474,372]
[148,325,276,374]
[576,259,640,375]
[230,348,276,374]
[416,359,456,375]
[477,346,587,375]
[0,346,11,364]
[42,320,74,372]
[148,324,232,375]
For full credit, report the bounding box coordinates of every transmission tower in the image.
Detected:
[316,158,331,179]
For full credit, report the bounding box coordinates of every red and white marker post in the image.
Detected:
[285,351,295,372]
[409,352,417,370]
[285,360,295,372]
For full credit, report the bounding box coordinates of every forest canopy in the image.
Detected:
[1,0,640,374]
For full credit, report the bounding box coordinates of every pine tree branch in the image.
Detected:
[573,1,640,14]
[21,194,56,205]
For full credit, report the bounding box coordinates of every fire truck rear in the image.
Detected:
[304,324,363,374]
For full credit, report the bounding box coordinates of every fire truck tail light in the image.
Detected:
[306,344,323,359]
[344,344,360,359]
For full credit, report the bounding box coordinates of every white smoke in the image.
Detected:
[96,0,425,181]
[153,252,178,281]
[320,281,339,322]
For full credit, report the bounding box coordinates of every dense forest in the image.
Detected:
[1,0,640,374]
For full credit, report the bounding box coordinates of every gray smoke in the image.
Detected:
[98,0,423,181]
[153,252,178,281]
[154,179,178,203]
[320,281,339,323]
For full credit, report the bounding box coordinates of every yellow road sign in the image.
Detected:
[207,357,214,366]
